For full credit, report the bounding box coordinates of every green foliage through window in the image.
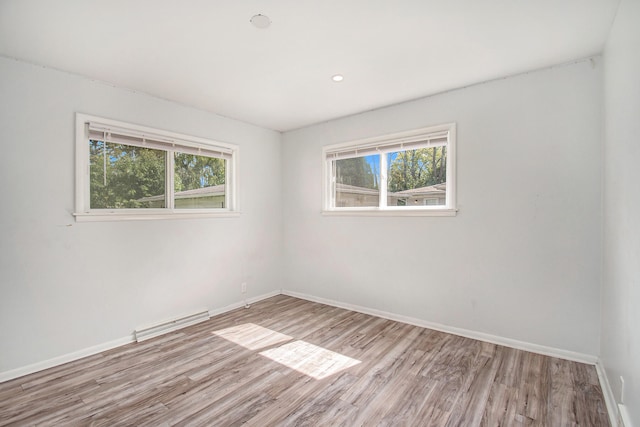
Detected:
[387,146,446,192]
[89,140,227,209]
[174,153,225,192]
[174,153,226,209]
[90,140,166,209]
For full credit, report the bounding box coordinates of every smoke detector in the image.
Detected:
[250,14,271,29]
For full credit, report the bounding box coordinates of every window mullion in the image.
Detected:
[167,151,175,209]
[225,158,230,210]
[330,160,336,208]
[379,153,387,208]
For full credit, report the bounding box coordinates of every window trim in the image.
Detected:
[322,123,457,216]
[74,113,240,221]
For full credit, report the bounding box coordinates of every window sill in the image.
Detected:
[321,208,457,217]
[74,210,241,222]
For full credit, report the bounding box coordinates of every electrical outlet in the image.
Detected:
[241,282,247,294]
[620,376,625,404]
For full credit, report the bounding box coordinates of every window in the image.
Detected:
[323,123,456,216]
[75,114,239,221]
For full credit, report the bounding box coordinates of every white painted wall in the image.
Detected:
[0,57,282,374]
[282,60,603,355]
[602,0,640,422]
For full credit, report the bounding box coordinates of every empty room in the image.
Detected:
[0,1,638,426]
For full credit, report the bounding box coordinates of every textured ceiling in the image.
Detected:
[0,0,620,131]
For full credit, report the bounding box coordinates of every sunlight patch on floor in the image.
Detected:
[212,323,293,350]
[259,340,361,380]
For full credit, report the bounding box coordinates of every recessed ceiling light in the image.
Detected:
[250,14,271,29]
[332,74,344,82]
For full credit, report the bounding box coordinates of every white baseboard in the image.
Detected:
[0,335,134,384]
[281,289,598,365]
[0,290,281,384]
[596,360,622,427]
[619,404,633,427]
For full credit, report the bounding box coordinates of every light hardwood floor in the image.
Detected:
[0,295,610,426]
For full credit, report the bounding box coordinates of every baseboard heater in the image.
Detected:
[134,309,210,342]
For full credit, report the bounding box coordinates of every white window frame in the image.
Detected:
[322,123,456,216]
[74,113,240,222]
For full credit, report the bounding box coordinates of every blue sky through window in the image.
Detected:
[363,154,379,174]
[363,152,400,173]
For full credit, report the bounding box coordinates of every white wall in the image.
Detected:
[282,60,603,355]
[0,57,282,374]
[602,0,640,422]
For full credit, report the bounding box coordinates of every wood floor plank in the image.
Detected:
[481,381,515,426]
[170,370,282,427]
[277,372,359,427]
[0,295,610,426]
[444,349,502,427]
[158,356,279,425]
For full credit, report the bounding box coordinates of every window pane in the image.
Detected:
[387,146,447,206]
[89,140,166,209]
[174,153,226,209]
[334,155,379,207]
